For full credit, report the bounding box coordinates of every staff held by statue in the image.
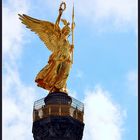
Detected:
[71,4,75,64]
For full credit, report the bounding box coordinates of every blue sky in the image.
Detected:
[3,0,137,140]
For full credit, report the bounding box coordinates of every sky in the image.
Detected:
[2,0,138,140]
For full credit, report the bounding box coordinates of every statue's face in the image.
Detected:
[62,26,70,37]
[65,30,70,37]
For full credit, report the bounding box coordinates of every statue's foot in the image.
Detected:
[49,86,60,93]
[49,87,68,94]
[63,88,68,93]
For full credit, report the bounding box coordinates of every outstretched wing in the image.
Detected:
[18,14,61,52]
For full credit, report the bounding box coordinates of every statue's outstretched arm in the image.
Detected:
[55,2,66,26]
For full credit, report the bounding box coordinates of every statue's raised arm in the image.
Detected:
[18,2,74,93]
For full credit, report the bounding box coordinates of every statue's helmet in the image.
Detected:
[61,19,70,37]
[61,25,70,37]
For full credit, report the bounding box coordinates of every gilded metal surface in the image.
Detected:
[19,2,75,93]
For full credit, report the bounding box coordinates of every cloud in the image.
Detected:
[3,83,37,140]
[75,0,137,31]
[83,86,125,140]
[77,0,137,27]
[126,70,138,96]
[3,0,38,140]
[2,0,30,61]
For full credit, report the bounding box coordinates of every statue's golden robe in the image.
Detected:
[35,40,72,92]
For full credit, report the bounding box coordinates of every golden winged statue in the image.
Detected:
[18,2,75,93]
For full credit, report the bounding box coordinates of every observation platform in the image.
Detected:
[33,92,84,123]
[32,92,84,140]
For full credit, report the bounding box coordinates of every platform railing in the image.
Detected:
[34,96,84,111]
[33,97,84,122]
[33,104,84,122]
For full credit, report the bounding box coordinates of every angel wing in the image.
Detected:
[18,14,61,52]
